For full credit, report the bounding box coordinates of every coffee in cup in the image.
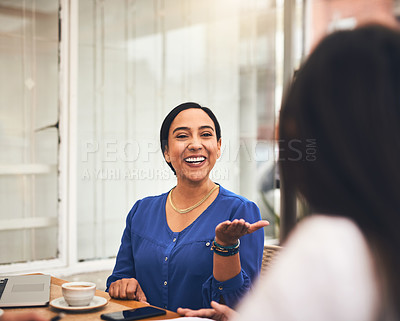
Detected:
[61,281,96,306]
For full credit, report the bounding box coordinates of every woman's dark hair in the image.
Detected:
[160,102,221,174]
[279,24,400,317]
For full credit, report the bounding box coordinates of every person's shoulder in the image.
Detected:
[271,215,380,320]
[237,218,379,321]
[294,215,363,242]
[284,215,371,265]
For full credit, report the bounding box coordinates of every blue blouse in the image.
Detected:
[106,185,264,312]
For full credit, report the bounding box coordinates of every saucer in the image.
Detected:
[50,296,108,311]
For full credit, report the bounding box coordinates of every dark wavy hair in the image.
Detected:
[160,102,221,174]
[279,24,400,317]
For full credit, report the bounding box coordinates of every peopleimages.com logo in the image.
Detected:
[277,138,317,162]
[78,138,316,181]
[80,138,317,163]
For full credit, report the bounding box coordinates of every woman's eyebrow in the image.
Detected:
[172,126,190,134]
[172,125,214,134]
[199,125,215,132]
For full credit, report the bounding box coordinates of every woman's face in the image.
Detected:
[164,108,221,184]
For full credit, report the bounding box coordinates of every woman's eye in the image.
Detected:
[176,134,188,139]
[201,132,212,137]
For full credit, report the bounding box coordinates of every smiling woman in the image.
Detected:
[105,102,268,312]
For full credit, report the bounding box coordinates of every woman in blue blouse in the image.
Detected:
[106,102,268,312]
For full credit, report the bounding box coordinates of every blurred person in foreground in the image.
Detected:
[178,24,400,321]
[0,310,48,321]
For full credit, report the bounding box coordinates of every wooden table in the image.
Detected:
[4,276,180,320]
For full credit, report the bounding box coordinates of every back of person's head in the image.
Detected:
[279,24,400,317]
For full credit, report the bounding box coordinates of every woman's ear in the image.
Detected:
[217,138,222,159]
[164,146,170,162]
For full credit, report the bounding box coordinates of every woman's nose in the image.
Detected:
[188,137,202,150]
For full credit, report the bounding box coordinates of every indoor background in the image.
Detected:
[0,0,398,290]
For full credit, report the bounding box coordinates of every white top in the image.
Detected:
[234,215,381,321]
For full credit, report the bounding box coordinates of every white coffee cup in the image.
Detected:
[61,281,96,306]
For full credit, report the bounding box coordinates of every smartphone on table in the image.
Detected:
[101,306,166,321]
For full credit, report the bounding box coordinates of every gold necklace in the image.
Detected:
[169,185,219,214]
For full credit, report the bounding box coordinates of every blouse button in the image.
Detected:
[205,242,210,247]
[173,238,176,242]
[165,256,168,261]
[164,281,168,286]
[218,286,223,291]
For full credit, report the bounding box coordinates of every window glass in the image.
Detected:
[0,0,59,264]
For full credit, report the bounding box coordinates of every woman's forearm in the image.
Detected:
[212,237,241,282]
[213,252,241,282]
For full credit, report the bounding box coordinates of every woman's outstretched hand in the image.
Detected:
[215,219,269,246]
[177,301,236,321]
[108,278,148,303]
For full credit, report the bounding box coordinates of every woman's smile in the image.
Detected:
[184,155,206,165]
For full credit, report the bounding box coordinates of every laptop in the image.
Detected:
[0,274,51,307]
